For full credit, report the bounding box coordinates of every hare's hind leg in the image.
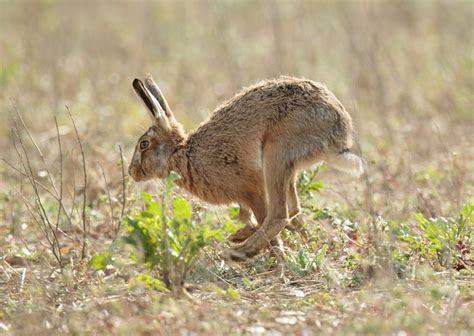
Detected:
[223,143,293,260]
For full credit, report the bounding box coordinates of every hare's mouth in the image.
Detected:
[130,171,146,182]
[140,165,147,179]
[128,164,146,182]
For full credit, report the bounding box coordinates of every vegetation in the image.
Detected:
[0,1,472,335]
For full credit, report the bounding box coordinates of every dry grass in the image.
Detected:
[0,1,473,335]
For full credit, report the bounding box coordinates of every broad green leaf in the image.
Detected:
[173,197,192,221]
[223,220,244,234]
[307,180,324,193]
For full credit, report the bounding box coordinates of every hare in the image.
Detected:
[129,74,363,261]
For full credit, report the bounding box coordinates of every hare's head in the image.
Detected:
[129,75,185,182]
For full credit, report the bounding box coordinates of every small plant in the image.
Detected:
[286,244,328,276]
[392,203,473,270]
[119,172,242,297]
[297,165,326,203]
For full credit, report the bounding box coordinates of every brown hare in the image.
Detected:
[129,74,363,261]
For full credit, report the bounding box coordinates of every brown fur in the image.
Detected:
[129,75,363,261]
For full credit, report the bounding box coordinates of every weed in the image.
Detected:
[391,202,473,271]
[287,244,328,276]
[111,172,242,297]
[297,164,326,203]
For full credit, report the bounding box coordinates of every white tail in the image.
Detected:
[326,150,365,177]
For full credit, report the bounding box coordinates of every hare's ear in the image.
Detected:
[144,74,174,119]
[132,78,171,131]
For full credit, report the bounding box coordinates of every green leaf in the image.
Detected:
[173,197,192,221]
[131,273,169,292]
[307,180,324,193]
[314,244,328,266]
[89,252,112,271]
[415,213,429,229]
[311,207,332,221]
[458,202,473,226]
[223,220,244,235]
[226,287,241,302]
[229,207,240,220]
[165,171,180,197]
[141,193,162,216]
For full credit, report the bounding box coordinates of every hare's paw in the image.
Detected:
[220,248,248,262]
[286,215,303,231]
[222,219,289,262]
[220,241,261,262]
[228,225,257,243]
[221,230,268,261]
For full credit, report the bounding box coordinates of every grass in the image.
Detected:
[0,0,473,335]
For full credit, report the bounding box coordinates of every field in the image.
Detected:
[0,0,473,335]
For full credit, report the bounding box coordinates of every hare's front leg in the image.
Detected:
[222,144,293,261]
[228,205,257,243]
[228,192,267,243]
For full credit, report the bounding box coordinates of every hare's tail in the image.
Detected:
[325,148,365,177]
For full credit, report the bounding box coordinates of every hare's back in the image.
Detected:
[203,77,348,135]
[188,77,351,157]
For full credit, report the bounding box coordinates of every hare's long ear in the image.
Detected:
[144,74,174,119]
[132,78,171,131]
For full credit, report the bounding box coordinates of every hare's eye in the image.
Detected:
[140,140,150,150]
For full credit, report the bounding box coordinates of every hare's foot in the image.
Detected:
[228,225,257,243]
[228,204,258,243]
[220,233,264,261]
[289,207,301,221]
[222,218,289,261]
[269,236,289,283]
[285,213,309,239]
[269,235,286,263]
[286,211,303,231]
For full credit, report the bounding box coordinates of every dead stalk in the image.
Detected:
[11,124,63,268]
[354,135,384,261]
[1,158,55,197]
[4,105,92,273]
[6,109,77,237]
[19,267,26,293]
[118,145,126,226]
[66,106,88,260]
[160,184,172,292]
[15,105,59,195]
[54,116,64,231]
[98,162,116,232]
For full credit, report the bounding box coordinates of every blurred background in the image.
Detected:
[0,0,472,219]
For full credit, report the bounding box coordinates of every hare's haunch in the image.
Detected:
[129,75,363,261]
